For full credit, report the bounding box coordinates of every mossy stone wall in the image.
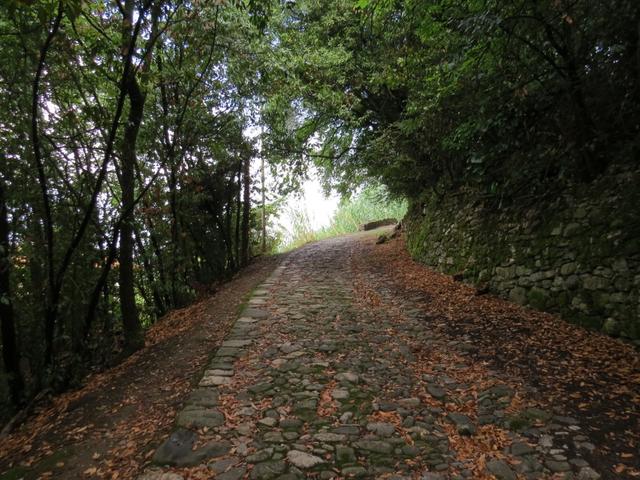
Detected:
[405,167,640,342]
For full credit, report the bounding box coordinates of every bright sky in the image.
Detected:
[245,124,341,240]
[248,150,340,242]
[277,171,341,233]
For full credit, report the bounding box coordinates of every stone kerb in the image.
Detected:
[139,264,286,477]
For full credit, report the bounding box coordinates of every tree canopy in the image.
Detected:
[262,0,639,197]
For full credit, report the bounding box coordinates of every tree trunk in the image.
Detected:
[208,202,235,275]
[260,154,266,254]
[31,4,64,367]
[225,182,236,271]
[119,73,145,354]
[168,164,179,305]
[83,225,119,344]
[235,164,241,264]
[555,20,602,180]
[134,162,169,314]
[0,178,24,405]
[158,52,180,307]
[134,226,166,318]
[119,0,145,353]
[241,155,251,266]
[637,18,640,87]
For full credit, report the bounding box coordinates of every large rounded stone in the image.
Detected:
[176,407,224,429]
[250,461,286,479]
[353,440,393,454]
[486,459,516,480]
[286,450,325,469]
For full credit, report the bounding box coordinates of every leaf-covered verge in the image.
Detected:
[355,233,640,478]
[0,253,280,480]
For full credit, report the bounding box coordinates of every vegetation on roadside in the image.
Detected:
[0,0,276,418]
[279,185,407,251]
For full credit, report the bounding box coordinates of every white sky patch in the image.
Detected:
[244,122,340,241]
[278,170,341,232]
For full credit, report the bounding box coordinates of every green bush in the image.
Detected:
[280,185,406,251]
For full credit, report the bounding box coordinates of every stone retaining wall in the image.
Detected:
[405,166,640,343]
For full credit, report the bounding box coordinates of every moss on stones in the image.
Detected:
[405,168,640,341]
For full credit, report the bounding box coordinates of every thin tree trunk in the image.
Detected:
[30,3,63,366]
[168,164,179,305]
[549,19,602,180]
[117,0,161,352]
[33,1,148,367]
[225,183,235,271]
[134,162,170,312]
[567,67,600,179]
[637,18,640,87]
[83,172,161,345]
[0,178,24,405]
[134,227,166,318]
[214,209,234,273]
[119,0,147,353]
[148,226,171,309]
[119,74,145,353]
[83,225,119,343]
[241,155,251,266]
[157,48,178,307]
[261,153,266,254]
[235,164,241,264]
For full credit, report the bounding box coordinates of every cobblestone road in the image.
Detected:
[141,231,602,480]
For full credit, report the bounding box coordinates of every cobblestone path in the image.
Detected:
[141,232,603,480]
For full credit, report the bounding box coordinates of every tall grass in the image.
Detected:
[280,185,407,251]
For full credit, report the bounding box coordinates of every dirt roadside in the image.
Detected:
[0,254,281,480]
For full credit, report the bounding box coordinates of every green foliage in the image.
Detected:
[281,208,317,251]
[0,0,270,414]
[261,0,640,199]
[280,185,407,251]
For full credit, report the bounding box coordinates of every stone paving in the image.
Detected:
[140,233,602,480]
